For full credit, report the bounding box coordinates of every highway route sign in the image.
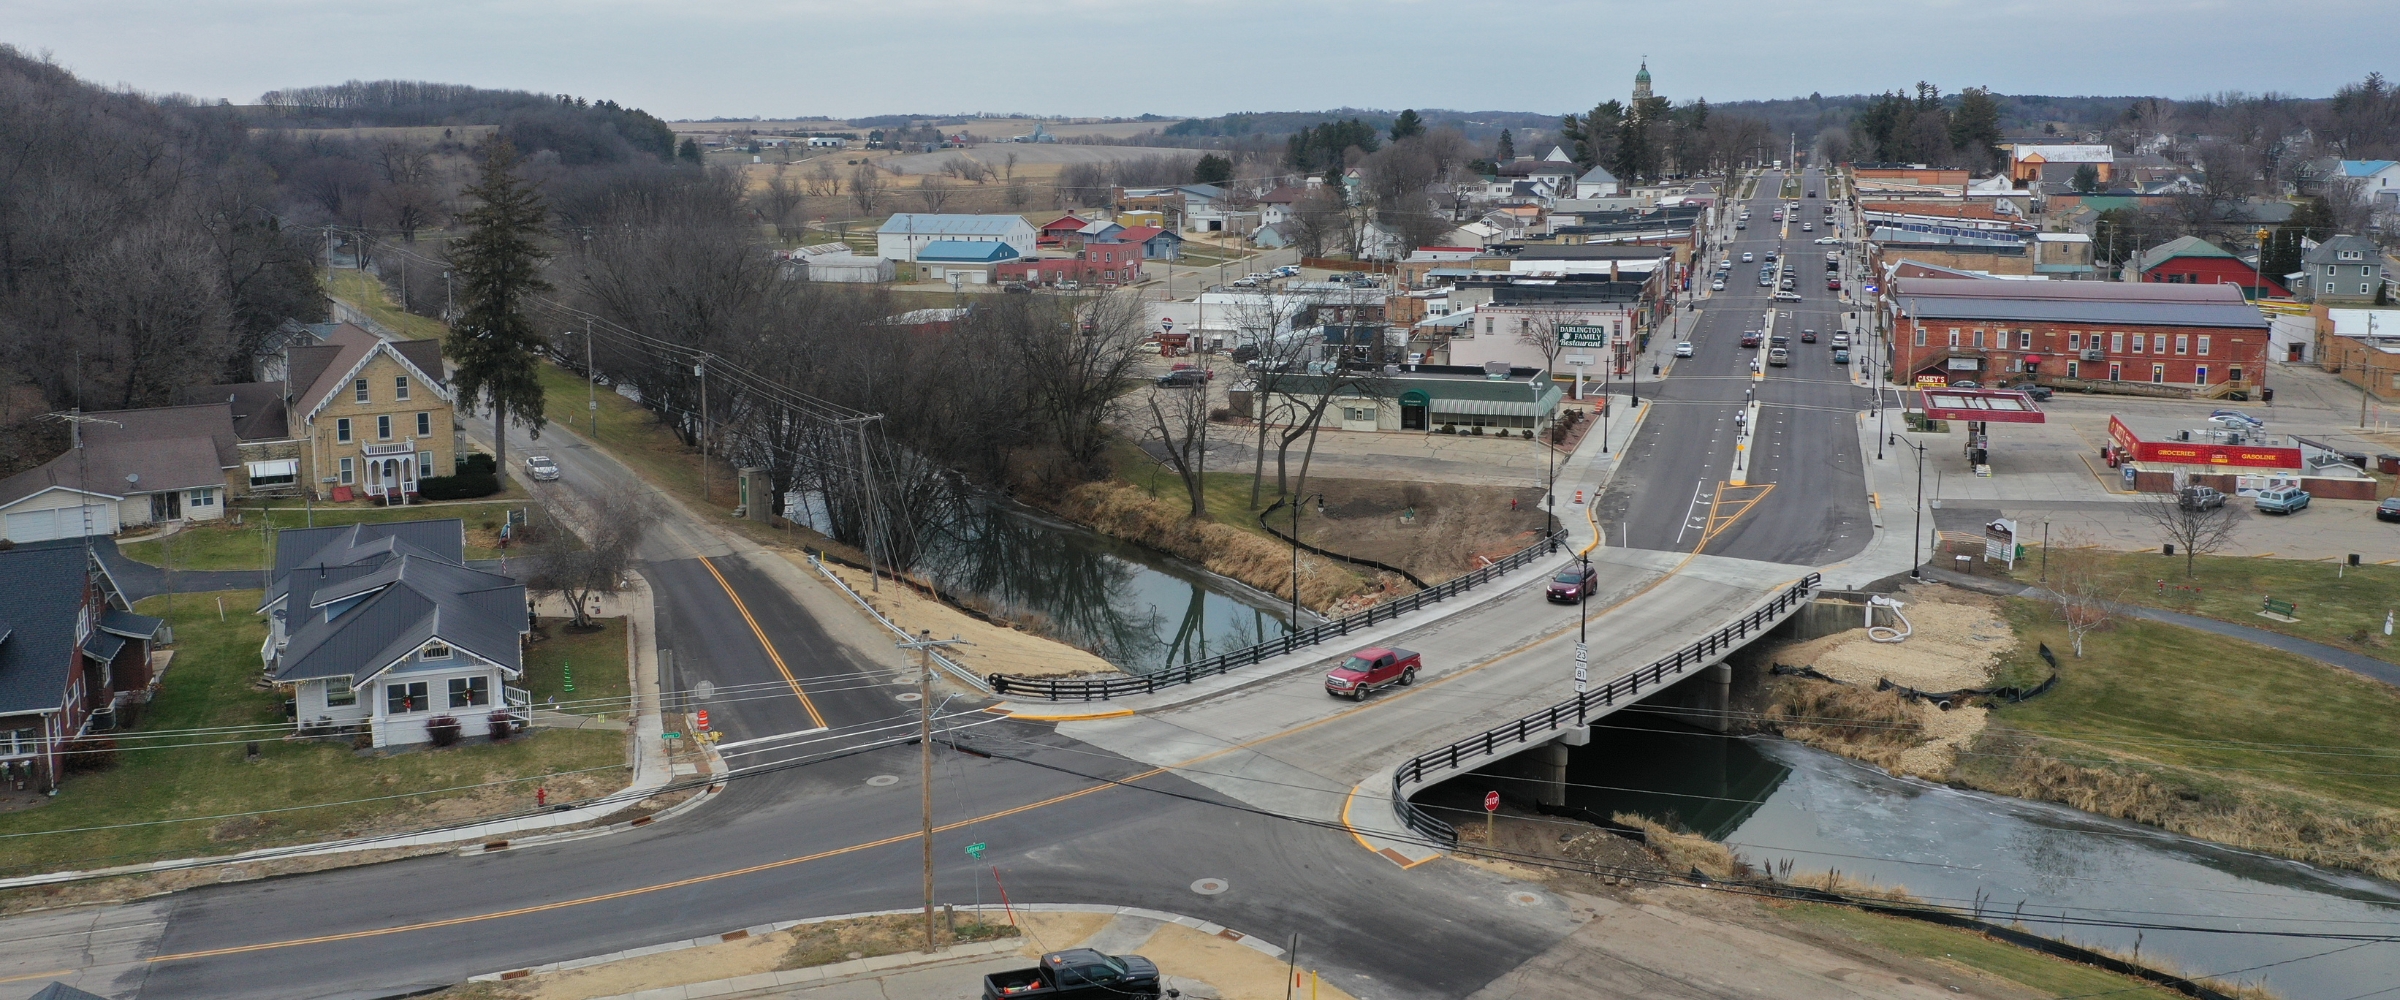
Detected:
[1573,642,1590,693]
[965,842,988,859]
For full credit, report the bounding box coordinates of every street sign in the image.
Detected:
[965,842,988,859]
[662,733,683,739]
[1573,642,1590,693]
[1484,791,1501,812]
[1558,324,1609,346]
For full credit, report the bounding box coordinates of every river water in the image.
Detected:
[907,498,1296,672]
[1551,721,2400,998]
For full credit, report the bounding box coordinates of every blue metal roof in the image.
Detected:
[2339,160,2397,177]
[915,241,1020,263]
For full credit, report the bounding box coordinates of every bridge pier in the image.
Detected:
[1536,728,1590,806]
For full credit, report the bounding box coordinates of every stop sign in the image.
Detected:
[1484,791,1500,812]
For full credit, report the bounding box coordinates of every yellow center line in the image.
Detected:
[0,970,73,986]
[699,555,828,730]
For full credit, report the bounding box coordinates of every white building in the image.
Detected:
[875,214,1038,262]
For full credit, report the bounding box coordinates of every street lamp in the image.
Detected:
[1288,492,1326,625]
[1905,436,1928,581]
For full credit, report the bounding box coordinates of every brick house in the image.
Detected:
[0,540,165,791]
[2129,236,2287,299]
[1885,278,2270,396]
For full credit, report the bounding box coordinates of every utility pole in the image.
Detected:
[1909,438,1927,581]
[584,330,597,438]
[898,630,970,955]
[836,414,888,591]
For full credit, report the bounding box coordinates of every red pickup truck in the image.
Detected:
[1325,647,1420,700]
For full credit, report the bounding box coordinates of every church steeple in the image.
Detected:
[1632,59,1653,103]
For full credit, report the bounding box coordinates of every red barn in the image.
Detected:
[2132,236,2287,300]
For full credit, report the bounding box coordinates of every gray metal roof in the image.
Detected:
[271,550,526,684]
[0,540,122,716]
[2303,235,2381,265]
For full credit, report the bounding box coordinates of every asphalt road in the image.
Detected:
[1598,167,1875,565]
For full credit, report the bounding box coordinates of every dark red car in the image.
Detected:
[1547,562,1599,603]
[1325,647,1420,700]
[1740,332,1761,348]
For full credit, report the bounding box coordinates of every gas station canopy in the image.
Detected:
[1917,388,2046,423]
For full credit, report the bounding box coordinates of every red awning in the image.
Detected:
[1918,388,2047,423]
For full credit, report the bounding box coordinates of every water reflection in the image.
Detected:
[911,496,1294,672]
[1551,727,2400,997]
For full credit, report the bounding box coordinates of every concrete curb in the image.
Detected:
[470,903,1288,998]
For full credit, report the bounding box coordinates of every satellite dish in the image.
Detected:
[125,473,139,486]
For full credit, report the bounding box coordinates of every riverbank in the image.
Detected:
[1035,479,1369,613]
[1756,582,2400,882]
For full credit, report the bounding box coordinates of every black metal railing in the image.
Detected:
[1392,572,1822,846]
[988,531,1567,701]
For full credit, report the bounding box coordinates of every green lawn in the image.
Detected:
[1774,903,2186,999]
[2003,548,2400,664]
[119,502,531,572]
[1985,598,2400,811]
[1111,438,1287,546]
[323,270,445,341]
[521,617,631,720]
[0,591,626,876]
[534,360,735,508]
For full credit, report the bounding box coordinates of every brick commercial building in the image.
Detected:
[1884,278,2270,397]
[2128,236,2287,299]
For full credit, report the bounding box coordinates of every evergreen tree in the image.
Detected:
[1949,87,2003,171]
[445,137,551,478]
[2071,163,2100,193]
[1192,153,1233,184]
[1495,128,1515,160]
[677,137,702,164]
[1389,109,1425,141]
[1561,100,1625,170]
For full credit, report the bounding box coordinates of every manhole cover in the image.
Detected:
[866,775,900,787]
[1507,891,1541,906]
[1190,877,1229,895]
[895,692,923,702]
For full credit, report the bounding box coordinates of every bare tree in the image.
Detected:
[917,176,952,213]
[807,158,840,197]
[1004,174,1031,209]
[756,167,805,239]
[1290,187,1348,257]
[2044,531,2123,657]
[850,162,888,215]
[2133,491,2239,579]
[2320,177,2377,235]
[1141,380,1212,519]
[524,494,653,630]
[1003,151,1019,181]
[1006,292,1152,477]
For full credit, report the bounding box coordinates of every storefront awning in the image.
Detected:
[1429,398,1541,416]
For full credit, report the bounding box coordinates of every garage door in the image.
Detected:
[4,504,117,542]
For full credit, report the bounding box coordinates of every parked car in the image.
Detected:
[1948,380,1982,389]
[2254,487,2312,514]
[1229,277,1259,287]
[523,455,561,481]
[1832,348,1850,365]
[1155,370,1208,388]
[1801,330,1817,343]
[2000,381,2052,401]
[2377,496,2400,522]
[1325,646,1420,699]
[1674,341,1695,357]
[983,950,1166,1000]
[1826,277,1842,290]
[2178,485,2228,511]
[1546,563,1599,603]
[1831,332,1850,347]
[1735,221,1747,229]
[1711,279,1725,291]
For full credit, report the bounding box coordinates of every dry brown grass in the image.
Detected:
[777,912,1018,970]
[1764,680,1925,770]
[1046,481,1363,611]
[1613,813,1739,879]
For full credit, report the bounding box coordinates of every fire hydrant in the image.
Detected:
[536,787,549,807]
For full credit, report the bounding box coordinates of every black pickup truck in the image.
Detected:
[984,949,1171,1000]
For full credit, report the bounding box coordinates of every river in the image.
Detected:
[907,497,1297,672]
[1443,719,2400,997]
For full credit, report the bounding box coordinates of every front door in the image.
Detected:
[151,491,181,522]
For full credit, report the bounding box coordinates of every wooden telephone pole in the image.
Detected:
[897,630,971,953]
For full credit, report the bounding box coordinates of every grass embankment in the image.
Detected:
[1045,478,1362,612]
[521,617,632,721]
[2003,547,2400,665]
[778,912,1017,969]
[0,591,626,879]
[1957,598,2400,879]
[323,269,445,340]
[119,502,529,571]
[1773,905,2194,1000]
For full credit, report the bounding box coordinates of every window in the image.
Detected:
[386,681,429,714]
[448,676,489,708]
[2068,333,2082,350]
[418,451,434,479]
[1947,328,1960,347]
[1913,327,1926,347]
[247,460,297,487]
[188,488,216,508]
[2111,332,2124,353]
[1482,317,1493,336]
[336,418,352,443]
[1972,330,1985,348]
[2017,330,2032,349]
[2,726,40,756]
[2067,361,2080,379]
[417,412,431,437]
[339,457,354,485]
[2152,363,2166,383]
[2327,281,2337,293]
[421,641,451,660]
[2195,366,2209,385]
[325,677,357,707]
[2197,336,2210,356]
[2174,335,2189,355]
[2109,363,2121,381]
[2229,365,2244,383]
[376,415,392,439]
[354,378,369,403]
[394,375,410,401]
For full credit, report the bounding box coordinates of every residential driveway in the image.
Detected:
[91,539,265,601]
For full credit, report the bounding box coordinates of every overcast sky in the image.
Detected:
[8,0,2393,120]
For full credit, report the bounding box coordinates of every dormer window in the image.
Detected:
[421,641,451,660]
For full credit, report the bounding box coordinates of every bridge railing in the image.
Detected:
[1391,572,1822,847]
[988,531,1567,702]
